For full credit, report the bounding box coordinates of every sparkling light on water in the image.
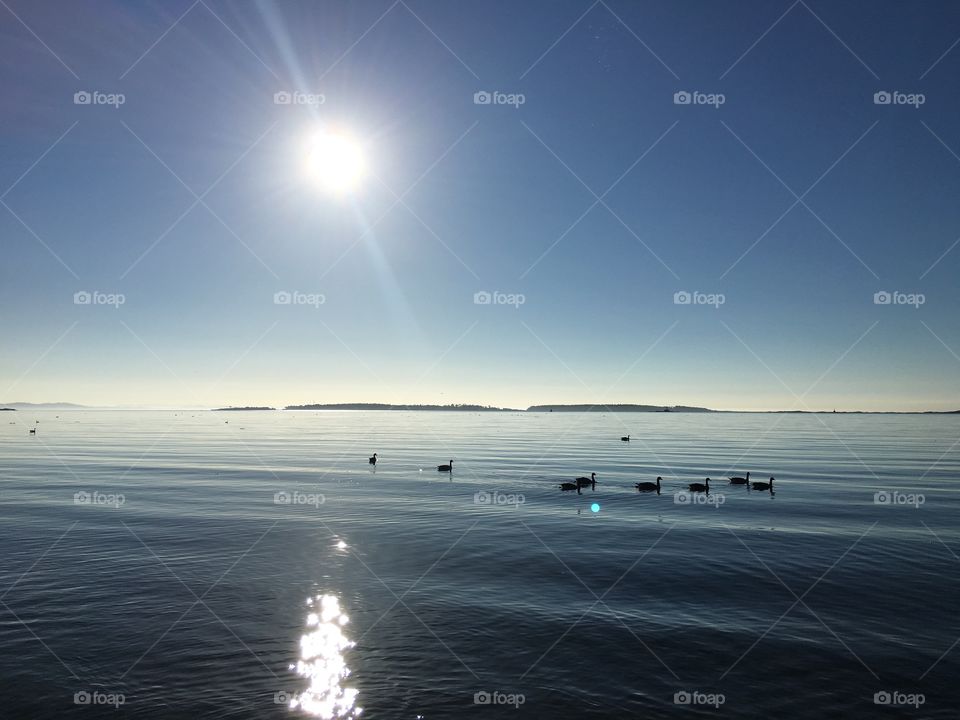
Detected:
[290,594,362,718]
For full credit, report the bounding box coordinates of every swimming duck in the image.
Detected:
[369,453,377,465]
[635,477,661,493]
[751,477,774,491]
[729,472,750,485]
[575,472,597,490]
[688,478,710,492]
[437,460,453,472]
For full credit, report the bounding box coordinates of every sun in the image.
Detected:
[305,130,365,195]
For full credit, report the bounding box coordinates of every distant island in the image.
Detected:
[5,400,958,414]
[285,403,520,411]
[527,404,714,413]
[751,409,960,415]
[211,406,276,411]
[0,402,87,409]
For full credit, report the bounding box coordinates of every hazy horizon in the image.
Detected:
[4,399,959,413]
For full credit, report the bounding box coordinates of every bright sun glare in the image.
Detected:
[306,131,365,195]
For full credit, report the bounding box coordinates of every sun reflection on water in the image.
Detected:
[290,594,362,718]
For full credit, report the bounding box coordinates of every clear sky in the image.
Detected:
[2,0,960,411]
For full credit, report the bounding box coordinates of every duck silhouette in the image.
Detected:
[635,477,661,494]
[575,472,597,490]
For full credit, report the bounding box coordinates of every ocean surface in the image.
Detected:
[1,410,958,719]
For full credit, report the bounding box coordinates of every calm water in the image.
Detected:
[1,410,958,718]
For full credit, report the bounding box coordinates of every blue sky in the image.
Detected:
[2,0,960,410]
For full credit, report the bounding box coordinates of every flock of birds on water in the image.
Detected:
[26,424,774,495]
[366,435,777,495]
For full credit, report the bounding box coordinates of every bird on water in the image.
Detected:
[575,472,597,490]
[635,477,661,493]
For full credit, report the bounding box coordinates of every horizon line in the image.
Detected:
[3,401,959,415]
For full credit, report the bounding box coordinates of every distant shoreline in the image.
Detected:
[211,406,276,411]
[4,402,959,414]
[285,403,520,412]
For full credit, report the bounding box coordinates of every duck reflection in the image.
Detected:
[290,594,362,718]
